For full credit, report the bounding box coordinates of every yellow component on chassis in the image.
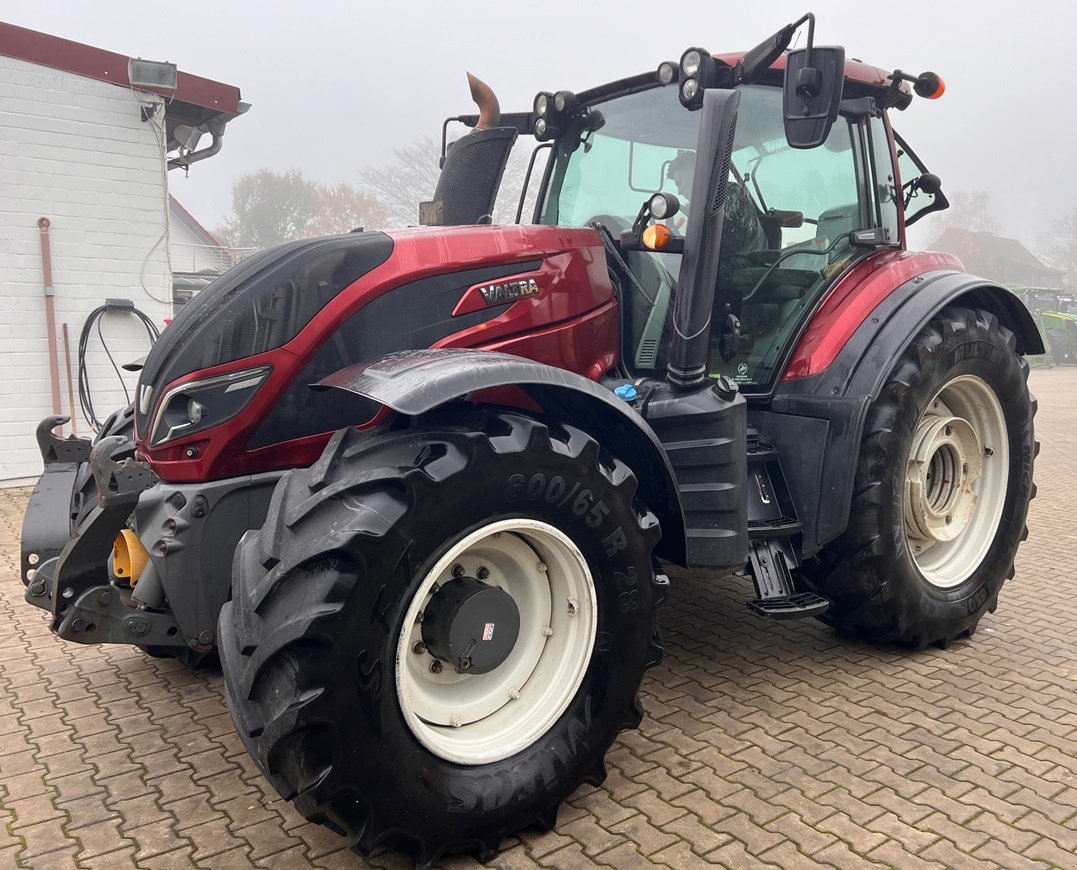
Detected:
[112,529,149,586]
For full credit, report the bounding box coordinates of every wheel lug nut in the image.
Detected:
[537,562,548,573]
[451,564,465,578]
[542,626,554,637]
[412,641,427,655]
[476,566,490,580]
[430,660,443,674]
[945,514,952,524]
[450,716,462,728]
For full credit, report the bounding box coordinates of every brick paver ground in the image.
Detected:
[1,368,1075,869]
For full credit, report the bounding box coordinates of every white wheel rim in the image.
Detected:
[395,519,597,765]
[903,374,1009,588]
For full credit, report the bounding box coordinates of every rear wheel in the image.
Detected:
[803,307,1036,646]
[219,409,663,864]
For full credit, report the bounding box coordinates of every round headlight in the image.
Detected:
[186,398,205,425]
[681,79,699,101]
[534,93,548,116]
[682,50,701,78]
[657,62,676,85]
[554,92,566,112]
[650,194,671,220]
[534,117,547,138]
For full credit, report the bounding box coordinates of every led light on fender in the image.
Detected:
[186,398,205,424]
[642,224,672,250]
[681,49,701,77]
[682,78,699,101]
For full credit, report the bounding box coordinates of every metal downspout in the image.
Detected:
[37,217,63,418]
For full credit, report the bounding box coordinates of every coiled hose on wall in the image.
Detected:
[78,299,160,432]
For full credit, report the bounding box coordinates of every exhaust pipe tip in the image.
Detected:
[466,72,501,130]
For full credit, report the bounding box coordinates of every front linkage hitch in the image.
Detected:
[25,435,183,647]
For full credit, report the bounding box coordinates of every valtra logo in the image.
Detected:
[478,278,541,306]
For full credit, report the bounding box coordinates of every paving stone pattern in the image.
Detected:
[1,368,1075,868]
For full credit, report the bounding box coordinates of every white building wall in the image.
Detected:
[0,54,172,483]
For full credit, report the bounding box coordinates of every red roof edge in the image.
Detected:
[0,21,241,116]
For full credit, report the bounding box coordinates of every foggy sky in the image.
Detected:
[8,0,1075,250]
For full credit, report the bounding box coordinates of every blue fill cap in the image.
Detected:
[614,383,638,401]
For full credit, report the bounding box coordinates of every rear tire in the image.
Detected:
[219,409,663,864]
[803,307,1036,647]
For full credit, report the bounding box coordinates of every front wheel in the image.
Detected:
[218,409,663,865]
[803,307,1036,647]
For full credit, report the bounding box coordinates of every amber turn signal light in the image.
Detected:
[642,224,672,250]
[914,71,945,100]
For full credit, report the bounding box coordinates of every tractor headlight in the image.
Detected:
[656,61,678,85]
[678,46,715,109]
[533,90,576,142]
[681,50,701,78]
[150,365,270,447]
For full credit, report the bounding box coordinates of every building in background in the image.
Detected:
[930,227,1064,289]
[0,22,247,484]
[168,195,254,307]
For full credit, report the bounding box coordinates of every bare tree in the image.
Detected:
[1039,209,1077,288]
[217,170,388,248]
[308,183,388,235]
[930,188,1000,236]
[359,134,545,228]
[359,137,444,228]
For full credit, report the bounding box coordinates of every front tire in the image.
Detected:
[804,307,1036,647]
[219,409,663,864]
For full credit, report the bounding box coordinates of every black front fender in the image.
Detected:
[316,349,688,565]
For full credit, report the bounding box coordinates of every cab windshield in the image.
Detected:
[539,81,870,391]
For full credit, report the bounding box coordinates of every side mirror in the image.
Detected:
[783,46,845,149]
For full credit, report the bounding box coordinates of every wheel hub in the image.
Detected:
[905,414,982,543]
[396,519,597,764]
[422,576,521,675]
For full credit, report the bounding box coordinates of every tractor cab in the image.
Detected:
[435,15,949,395]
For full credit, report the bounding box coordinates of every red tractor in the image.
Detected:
[21,14,1039,865]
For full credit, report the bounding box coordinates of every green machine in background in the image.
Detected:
[1011,288,1077,366]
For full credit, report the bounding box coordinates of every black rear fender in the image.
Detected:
[759,272,1041,556]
